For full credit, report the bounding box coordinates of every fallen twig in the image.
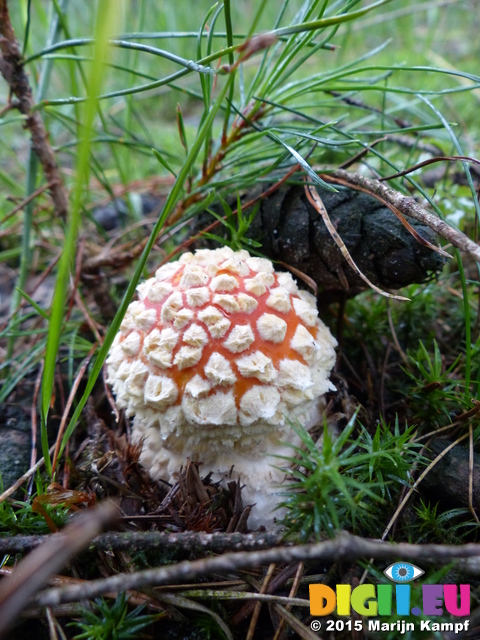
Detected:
[0,502,118,637]
[380,154,480,181]
[1,180,57,225]
[0,1,68,219]
[320,169,480,263]
[380,433,469,541]
[272,562,305,640]
[246,562,276,640]
[231,561,300,625]
[0,530,285,555]
[29,533,480,608]
[51,345,98,474]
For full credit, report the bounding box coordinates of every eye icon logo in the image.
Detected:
[384,562,424,583]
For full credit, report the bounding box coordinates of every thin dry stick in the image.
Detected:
[383,433,469,540]
[387,305,408,364]
[0,530,285,556]
[272,562,304,640]
[0,502,118,637]
[1,565,245,610]
[82,236,149,273]
[320,169,480,263]
[414,400,480,442]
[178,590,309,607]
[51,344,98,475]
[1,180,57,225]
[0,100,18,116]
[0,445,55,504]
[275,605,320,640]
[74,290,102,343]
[0,1,68,218]
[304,182,409,301]
[381,154,480,181]
[246,562,276,640]
[30,532,480,609]
[326,169,450,258]
[103,368,120,423]
[339,136,389,170]
[45,607,61,640]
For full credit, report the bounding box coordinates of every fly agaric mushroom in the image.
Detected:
[107,247,337,526]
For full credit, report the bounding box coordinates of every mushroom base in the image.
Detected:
[132,397,326,529]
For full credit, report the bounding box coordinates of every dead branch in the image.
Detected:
[0,0,68,218]
[320,169,480,263]
[381,154,480,181]
[81,238,148,273]
[0,502,118,637]
[1,179,57,225]
[30,533,480,608]
[231,562,301,625]
[0,530,285,555]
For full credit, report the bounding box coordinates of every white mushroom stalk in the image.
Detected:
[107,247,337,527]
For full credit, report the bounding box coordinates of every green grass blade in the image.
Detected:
[15,288,49,320]
[41,0,121,475]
